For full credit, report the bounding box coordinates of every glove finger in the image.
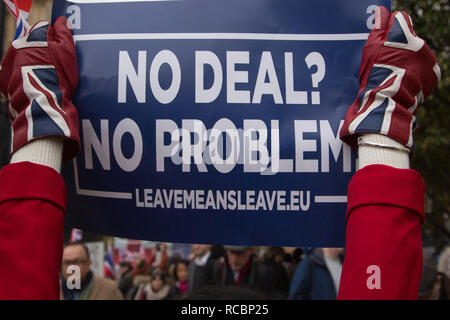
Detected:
[11,21,49,49]
[384,11,424,52]
[51,16,74,44]
[370,6,391,36]
[48,16,79,97]
[358,6,391,82]
[382,11,440,100]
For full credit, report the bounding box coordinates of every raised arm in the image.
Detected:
[338,7,440,299]
[0,17,79,299]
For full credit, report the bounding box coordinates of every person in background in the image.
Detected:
[289,248,344,300]
[119,256,149,299]
[419,253,440,300]
[292,248,304,268]
[418,252,450,300]
[210,245,226,260]
[133,269,170,300]
[281,252,297,282]
[117,261,132,283]
[123,245,170,299]
[188,244,216,295]
[117,261,133,296]
[132,256,150,277]
[438,246,450,281]
[149,243,168,271]
[211,246,277,294]
[263,247,289,296]
[167,259,190,299]
[60,242,123,300]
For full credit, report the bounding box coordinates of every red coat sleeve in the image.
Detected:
[338,164,425,300]
[0,162,66,300]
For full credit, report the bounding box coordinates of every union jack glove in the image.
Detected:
[0,17,80,161]
[339,7,441,150]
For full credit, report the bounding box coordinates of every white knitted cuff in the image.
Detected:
[358,134,410,170]
[10,137,63,173]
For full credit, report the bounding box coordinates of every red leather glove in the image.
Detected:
[339,7,440,149]
[0,17,80,161]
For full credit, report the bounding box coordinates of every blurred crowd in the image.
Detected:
[59,241,450,300]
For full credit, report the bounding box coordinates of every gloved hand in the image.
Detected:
[0,17,80,161]
[339,7,440,150]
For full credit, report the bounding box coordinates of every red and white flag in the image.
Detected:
[104,241,116,280]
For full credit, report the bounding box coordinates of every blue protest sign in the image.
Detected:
[53,0,391,247]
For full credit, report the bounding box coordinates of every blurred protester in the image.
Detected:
[167,259,190,299]
[117,261,132,283]
[289,248,344,300]
[438,246,450,280]
[118,261,133,296]
[210,245,226,260]
[119,256,149,299]
[436,244,450,300]
[132,257,150,278]
[418,252,450,300]
[134,269,170,300]
[263,247,289,296]
[292,248,304,267]
[281,253,297,282]
[148,243,168,271]
[440,273,450,300]
[211,246,276,293]
[60,242,123,300]
[188,244,216,295]
[167,260,177,287]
